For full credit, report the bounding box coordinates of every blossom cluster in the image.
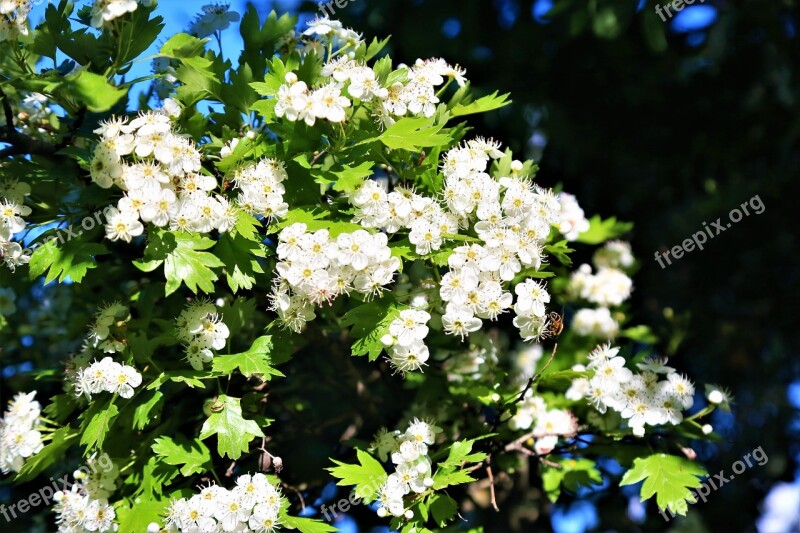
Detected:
[381,309,432,374]
[301,16,363,55]
[0,392,43,474]
[0,0,30,42]
[566,345,695,436]
[567,241,635,338]
[187,3,240,38]
[231,158,289,220]
[87,302,130,353]
[175,300,231,370]
[90,111,235,242]
[90,0,151,29]
[54,459,120,533]
[73,357,143,399]
[351,138,559,343]
[371,419,441,518]
[274,18,466,128]
[509,391,578,454]
[270,223,401,332]
[555,192,590,241]
[0,178,32,271]
[161,473,286,532]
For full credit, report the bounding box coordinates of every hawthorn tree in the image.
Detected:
[0,1,729,531]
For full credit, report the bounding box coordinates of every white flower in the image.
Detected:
[189,3,240,38]
[388,309,431,347]
[90,0,139,28]
[104,207,144,242]
[442,304,482,339]
[556,192,590,241]
[310,83,351,122]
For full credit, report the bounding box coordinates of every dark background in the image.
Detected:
[320,0,799,531]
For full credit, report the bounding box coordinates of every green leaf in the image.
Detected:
[340,297,403,361]
[450,91,511,117]
[432,469,475,490]
[438,439,487,469]
[620,325,658,344]
[80,399,119,453]
[135,229,224,296]
[199,395,264,459]
[281,515,338,533]
[212,336,285,379]
[15,428,79,483]
[428,493,457,527]
[116,500,170,533]
[544,240,574,266]
[620,453,707,516]
[66,70,128,112]
[327,449,388,501]
[377,117,451,151]
[541,458,603,503]
[576,215,633,245]
[42,394,78,423]
[29,238,109,284]
[152,436,213,476]
[331,161,375,193]
[214,232,267,293]
[132,390,164,430]
[160,33,208,58]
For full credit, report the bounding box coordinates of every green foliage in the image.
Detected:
[199,395,265,459]
[620,453,707,516]
[327,449,388,500]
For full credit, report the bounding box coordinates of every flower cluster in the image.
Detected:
[175,300,230,370]
[572,307,619,338]
[567,244,634,339]
[567,345,695,436]
[371,419,440,518]
[274,18,466,128]
[381,309,432,374]
[73,357,143,399]
[90,0,148,29]
[593,240,635,270]
[509,391,578,454]
[351,138,558,342]
[0,178,32,271]
[302,16,363,53]
[231,158,289,220]
[0,392,43,474]
[270,223,401,332]
[188,3,240,38]
[555,192,590,241]
[54,460,120,533]
[152,56,179,99]
[90,112,234,241]
[440,330,501,383]
[161,473,286,532]
[87,302,130,353]
[0,0,31,42]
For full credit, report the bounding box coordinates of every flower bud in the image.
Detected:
[284,72,298,84]
[702,424,713,435]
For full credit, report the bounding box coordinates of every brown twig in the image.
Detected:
[486,465,500,512]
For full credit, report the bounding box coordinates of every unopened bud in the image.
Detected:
[284,72,298,84]
[423,477,434,487]
[510,160,523,173]
[404,509,414,519]
[707,390,724,404]
[377,507,388,517]
[147,524,161,533]
[702,424,713,435]
[273,456,283,471]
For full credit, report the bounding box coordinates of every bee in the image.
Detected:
[542,311,564,339]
